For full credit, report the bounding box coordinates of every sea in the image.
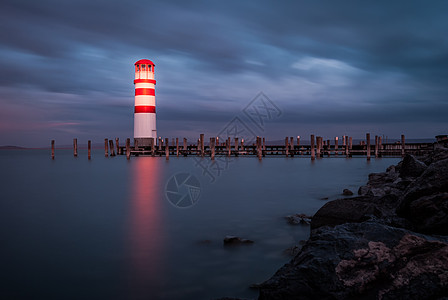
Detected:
[0,149,400,300]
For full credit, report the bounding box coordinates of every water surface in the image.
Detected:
[0,150,400,299]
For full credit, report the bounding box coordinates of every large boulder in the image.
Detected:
[397,158,448,234]
[258,222,448,300]
[397,154,428,178]
[311,197,380,230]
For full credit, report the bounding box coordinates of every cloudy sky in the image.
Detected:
[1,0,447,147]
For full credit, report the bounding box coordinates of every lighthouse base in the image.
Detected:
[134,138,155,147]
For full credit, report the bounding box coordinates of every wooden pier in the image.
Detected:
[117,134,434,159]
[50,134,439,160]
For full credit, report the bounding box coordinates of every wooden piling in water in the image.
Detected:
[149,138,155,156]
[165,138,169,160]
[210,137,215,160]
[105,139,109,157]
[257,137,262,160]
[115,138,120,155]
[262,137,266,157]
[401,134,405,157]
[345,137,349,157]
[366,133,371,161]
[311,134,315,160]
[285,137,289,157]
[109,140,116,156]
[375,135,379,158]
[88,140,91,160]
[316,136,321,158]
[234,138,239,156]
[176,138,179,157]
[289,137,294,157]
[335,137,338,156]
[378,136,382,157]
[200,134,204,157]
[183,138,187,157]
[126,138,130,159]
[73,138,78,157]
[51,140,55,160]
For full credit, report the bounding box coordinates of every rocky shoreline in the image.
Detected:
[255,148,448,299]
[218,148,448,300]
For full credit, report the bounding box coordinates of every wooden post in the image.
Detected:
[366,133,371,161]
[345,137,349,157]
[401,134,405,157]
[241,139,244,153]
[200,134,204,157]
[234,138,239,156]
[104,139,109,157]
[310,134,315,160]
[290,137,294,157]
[375,135,379,158]
[262,137,266,157]
[216,136,219,148]
[88,140,91,160]
[297,136,301,155]
[109,140,115,156]
[126,138,130,159]
[51,140,55,160]
[175,138,179,157]
[285,137,289,157]
[334,137,338,156]
[134,139,139,151]
[183,138,187,156]
[210,137,215,160]
[378,136,382,157]
[73,138,78,157]
[165,137,169,160]
[256,137,261,160]
[316,136,321,158]
[349,137,353,150]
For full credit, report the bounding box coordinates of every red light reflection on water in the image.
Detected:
[127,157,165,298]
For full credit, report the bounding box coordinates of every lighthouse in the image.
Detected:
[134,59,157,146]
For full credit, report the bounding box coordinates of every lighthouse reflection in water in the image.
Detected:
[127,157,166,298]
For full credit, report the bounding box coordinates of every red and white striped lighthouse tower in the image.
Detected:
[134,59,157,146]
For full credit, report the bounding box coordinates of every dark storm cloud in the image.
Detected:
[0,0,447,146]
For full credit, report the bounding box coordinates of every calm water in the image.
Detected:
[0,149,399,300]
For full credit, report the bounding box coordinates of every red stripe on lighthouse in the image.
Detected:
[134,79,156,84]
[135,88,155,96]
[134,106,156,113]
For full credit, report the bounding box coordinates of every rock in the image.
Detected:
[285,214,312,225]
[253,150,448,300]
[223,236,254,245]
[398,154,428,178]
[258,222,448,300]
[283,245,302,256]
[311,197,382,230]
[397,158,448,234]
[342,189,353,196]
